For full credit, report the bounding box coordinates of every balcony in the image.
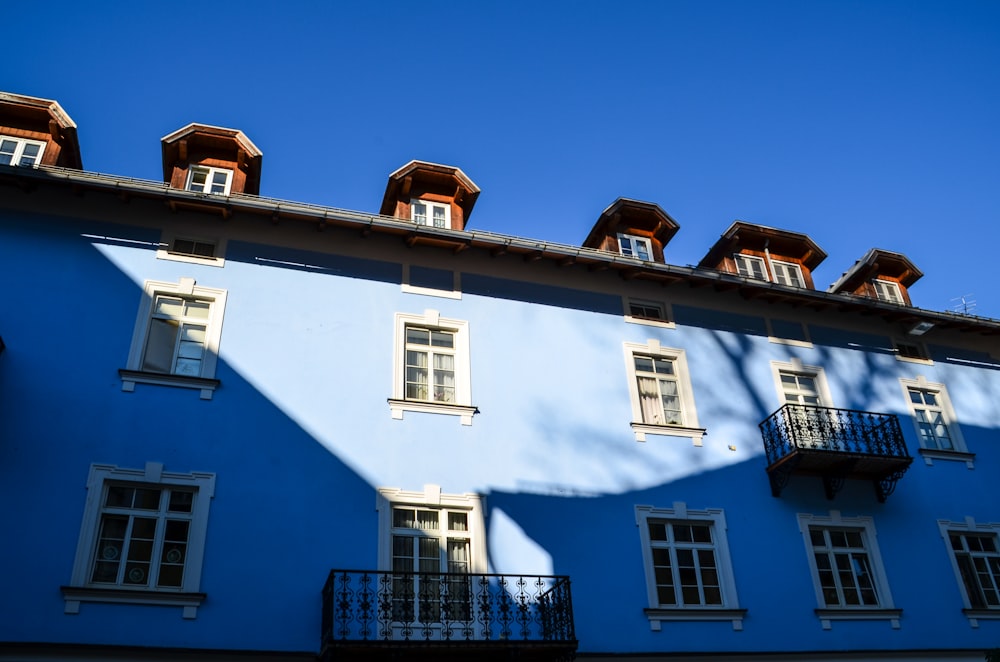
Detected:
[759,404,912,502]
[321,570,577,661]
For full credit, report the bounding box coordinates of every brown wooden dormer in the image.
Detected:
[161,124,262,196]
[0,91,81,169]
[828,248,923,306]
[698,221,827,289]
[379,160,480,231]
[582,198,680,263]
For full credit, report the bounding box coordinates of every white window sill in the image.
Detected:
[644,607,746,631]
[919,448,975,469]
[624,315,675,329]
[388,399,479,426]
[963,608,1000,628]
[119,369,220,400]
[61,585,206,619]
[815,608,902,630]
[631,422,706,445]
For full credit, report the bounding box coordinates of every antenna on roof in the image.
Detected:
[950,294,977,315]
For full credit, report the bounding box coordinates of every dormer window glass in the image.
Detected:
[618,234,652,260]
[411,200,450,229]
[186,166,232,195]
[772,260,805,288]
[873,280,903,304]
[734,254,767,280]
[0,136,46,166]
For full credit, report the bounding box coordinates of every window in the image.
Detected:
[624,297,674,328]
[121,278,227,399]
[894,339,930,363]
[0,135,46,166]
[797,512,899,629]
[624,341,702,444]
[618,233,652,260]
[873,279,903,304]
[63,462,216,619]
[780,370,823,406]
[635,504,744,631]
[411,200,450,228]
[377,486,486,627]
[900,377,971,465]
[390,310,475,424]
[938,519,1000,624]
[156,230,226,267]
[734,254,766,280]
[771,260,805,288]
[186,166,232,195]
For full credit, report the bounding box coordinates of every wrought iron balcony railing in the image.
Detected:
[321,570,576,660]
[759,404,912,502]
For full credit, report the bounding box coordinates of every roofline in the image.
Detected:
[4,164,998,337]
[828,247,924,293]
[160,123,262,158]
[386,160,480,194]
[0,92,77,129]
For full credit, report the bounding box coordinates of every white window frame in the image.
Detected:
[733,254,767,280]
[797,511,899,629]
[938,517,1000,626]
[156,229,226,267]
[410,199,451,229]
[617,233,652,260]
[376,486,486,629]
[62,462,215,619]
[893,338,931,364]
[623,297,674,328]
[624,340,703,445]
[0,134,46,167]
[390,310,476,425]
[900,377,972,467]
[401,264,462,299]
[635,503,744,631]
[873,279,904,304]
[771,260,805,288]
[121,278,227,400]
[185,166,233,195]
[770,359,833,408]
[766,318,812,348]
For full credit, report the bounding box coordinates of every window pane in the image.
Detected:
[168,490,194,513]
[448,512,468,531]
[133,489,161,510]
[184,301,211,319]
[406,328,430,346]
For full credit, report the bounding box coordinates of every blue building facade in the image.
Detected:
[2,92,999,661]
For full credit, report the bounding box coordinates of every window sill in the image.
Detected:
[61,585,206,619]
[919,448,975,469]
[963,608,1000,627]
[644,607,746,631]
[631,422,706,445]
[119,369,220,400]
[815,608,902,630]
[388,399,479,426]
[624,315,675,329]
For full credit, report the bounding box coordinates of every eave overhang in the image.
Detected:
[828,248,924,294]
[582,197,680,250]
[0,91,82,169]
[698,220,827,270]
[3,164,998,338]
[160,123,263,194]
[378,160,481,221]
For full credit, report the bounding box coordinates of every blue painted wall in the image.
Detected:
[1,206,998,656]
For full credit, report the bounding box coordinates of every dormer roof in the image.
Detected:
[828,248,923,305]
[161,123,263,195]
[582,198,680,263]
[379,160,480,231]
[698,221,827,271]
[0,91,82,169]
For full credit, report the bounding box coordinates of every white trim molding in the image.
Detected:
[937,517,1000,627]
[63,462,216,619]
[623,340,703,444]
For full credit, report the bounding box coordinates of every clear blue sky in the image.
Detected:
[6,1,999,318]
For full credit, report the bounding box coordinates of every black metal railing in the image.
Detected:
[759,404,912,501]
[322,570,575,646]
[760,404,908,464]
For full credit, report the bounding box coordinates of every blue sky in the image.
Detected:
[6,1,999,318]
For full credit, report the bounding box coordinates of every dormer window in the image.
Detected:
[873,280,903,304]
[734,254,767,280]
[186,166,232,195]
[772,260,805,288]
[411,200,450,229]
[618,233,652,260]
[0,135,46,167]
